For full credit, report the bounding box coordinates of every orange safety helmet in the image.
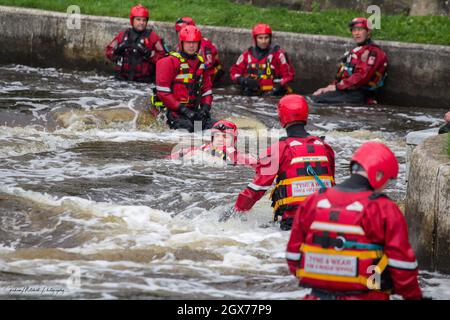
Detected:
[130,4,149,26]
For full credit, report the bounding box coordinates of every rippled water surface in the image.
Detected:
[0,64,449,299]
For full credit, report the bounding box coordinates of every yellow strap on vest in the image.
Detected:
[296,246,387,287]
[300,244,383,260]
[169,51,185,63]
[296,269,371,286]
[169,51,204,64]
[273,196,307,212]
[266,61,272,77]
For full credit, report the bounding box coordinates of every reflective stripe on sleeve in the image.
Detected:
[202,90,213,96]
[286,252,301,261]
[156,86,171,92]
[388,258,418,270]
[247,183,271,191]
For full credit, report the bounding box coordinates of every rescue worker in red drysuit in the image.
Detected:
[286,141,423,300]
[174,17,224,85]
[170,120,257,167]
[105,4,167,83]
[310,18,388,105]
[230,23,295,96]
[219,95,335,230]
[154,25,216,132]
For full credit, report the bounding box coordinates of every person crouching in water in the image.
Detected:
[105,4,167,82]
[230,23,295,96]
[154,25,216,132]
[170,120,257,167]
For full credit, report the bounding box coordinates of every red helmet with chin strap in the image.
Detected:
[349,17,371,31]
[175,16,196,32]
[351,141,398,190]
[130,4,149,26]
[211,120,238,146]
[277,94,309,128]
[252,23,272,38]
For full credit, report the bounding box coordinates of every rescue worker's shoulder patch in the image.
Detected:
[367,51,377,66]
[236,54,244,65]
[369,192,390,200]
[361,50,370,62]
[279,52,287,65]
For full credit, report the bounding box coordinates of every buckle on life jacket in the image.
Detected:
[312,235,384,251]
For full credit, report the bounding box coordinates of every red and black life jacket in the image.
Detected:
[116,28,153,81]
[271,136,334,220]
[246,45,280,91]
[296,190,392,293]
[151,52,205,110]
[336,42,388,91]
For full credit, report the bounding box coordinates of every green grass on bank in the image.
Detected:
[1,0,449,45]
[447,134,450,156]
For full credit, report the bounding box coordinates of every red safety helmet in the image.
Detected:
[178,25,202,45]
[252,23,272,38]
[211,120,238,146]
[175,16,196,32]
[130,4,149,26]
[351,141,399,190]
[348,17,371,31]
[277,94,309,128]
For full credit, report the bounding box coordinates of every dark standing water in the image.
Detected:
[0,64,449,299]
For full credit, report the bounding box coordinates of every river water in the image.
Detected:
[0,64,449,299]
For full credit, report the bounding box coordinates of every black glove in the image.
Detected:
[280,217,293,231]
[238,77,260,91]
[113,42,127,56]
[136,43,152,59]
[197,103,211,120]
[271,84,287,96]
[178,103,195,120]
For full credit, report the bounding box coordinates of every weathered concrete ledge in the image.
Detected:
[405,133,450,273]
[1,5,450,108]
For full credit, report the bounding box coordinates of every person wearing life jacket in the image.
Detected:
[286,141,423,300]
[230,23,295,96]
[174,17,224,85]
[154,25,216,132]
[219,95,335,230]
[310,18,388,105]
[438,110,450,134]
[105,4,167,82]
[170,120,257,167]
